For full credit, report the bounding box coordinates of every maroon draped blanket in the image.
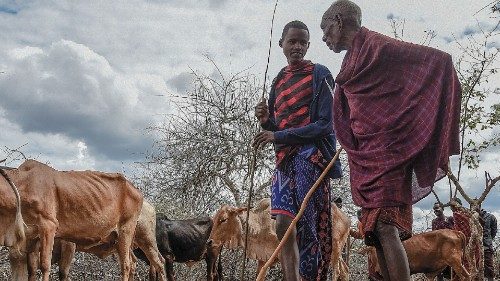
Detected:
[334,27,461,208]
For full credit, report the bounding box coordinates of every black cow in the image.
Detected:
[135,214,222,281]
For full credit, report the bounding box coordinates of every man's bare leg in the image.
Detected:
[276,215,300,281]
[375,247,390,280]
[375,221,410,281]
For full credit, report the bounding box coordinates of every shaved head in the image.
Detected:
[321,0,362,30]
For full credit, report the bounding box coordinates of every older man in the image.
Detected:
[320,1,461,280]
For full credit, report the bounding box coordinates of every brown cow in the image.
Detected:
[23,200,166,281]
[0,167,26,254]
[208,198,350,280]
[4,160,143,281]
[362,229,470,281]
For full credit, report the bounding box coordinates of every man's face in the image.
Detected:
[433,205,443,216]
[321,15,342,53]
[280,27,310,65]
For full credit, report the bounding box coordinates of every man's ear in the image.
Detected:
[278,38,283,47]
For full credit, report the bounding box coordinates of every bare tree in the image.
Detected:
[443,4,500,280]
[141,60,275,218]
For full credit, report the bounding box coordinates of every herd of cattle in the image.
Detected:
[0,160,472,281]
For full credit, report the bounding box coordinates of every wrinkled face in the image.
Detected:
[280,27,310,65]
[208,205,246,249]
[321,15,342,53]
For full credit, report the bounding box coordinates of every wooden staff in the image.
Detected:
[240,0,279,280]
[255,147,343,281]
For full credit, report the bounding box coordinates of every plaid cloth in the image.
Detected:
[361,205,413,246]
[432,216,454,230]
[334,27,461,208]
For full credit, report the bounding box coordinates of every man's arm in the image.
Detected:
[261,118,278,131]
[274,75,334,144]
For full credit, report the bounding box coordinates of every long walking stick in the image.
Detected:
[255,147,343,281]
[240,1,279,280]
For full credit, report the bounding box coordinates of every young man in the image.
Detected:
[253,20,342,281]
[320,1,461,280]
[431,203,454,281]
[432,203,454,231]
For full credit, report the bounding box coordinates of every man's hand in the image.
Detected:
[254,98,269,124]
[252,131,275,149]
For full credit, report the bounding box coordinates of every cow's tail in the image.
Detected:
[0,168,26,253]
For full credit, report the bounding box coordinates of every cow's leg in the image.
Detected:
[206,256,214,281]
[449,259,470,281]
[116,222,136,281]
[256,260,265,279]
[206,247,223,281]
[339,258,349,281]
[331,241,341,281]
[374,221,410,281]
[275,215,299,280]
[148,265,157,281]
[137,243,166,281]
[27,248,39,281]
[9,248,29,281]
[130,250,138,280]
[58,241,76,281]
[165,257,175,281]
[39,221,57,281]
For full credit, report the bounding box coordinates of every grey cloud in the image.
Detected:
[208,0,228,9]
[459,22,497,39]
[0,0,31,15]
[167,72,194,94]
[462,26,478,37]
[224,24,257,52]
[486,41,499,49]
[386,13,397,20]
[0,6,17,14]
[0,40,156,161]
[442,36,454,43]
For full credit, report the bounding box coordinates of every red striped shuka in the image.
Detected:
[273,60,325,168]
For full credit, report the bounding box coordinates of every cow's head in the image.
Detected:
[208,205,247,249]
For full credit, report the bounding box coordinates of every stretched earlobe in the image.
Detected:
[278,39,283,47]
[336,14,343,30]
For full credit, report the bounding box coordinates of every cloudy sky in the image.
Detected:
[0,0,498,217]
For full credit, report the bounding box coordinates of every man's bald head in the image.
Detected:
[321,0,362,30]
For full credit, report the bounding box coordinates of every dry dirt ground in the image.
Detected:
[1,246,433,280]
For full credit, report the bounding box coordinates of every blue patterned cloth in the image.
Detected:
[270,146,332,281]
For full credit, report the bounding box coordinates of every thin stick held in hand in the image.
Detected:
[255,147,343,281]
[242,1,279,278]
[261,0,279,102]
